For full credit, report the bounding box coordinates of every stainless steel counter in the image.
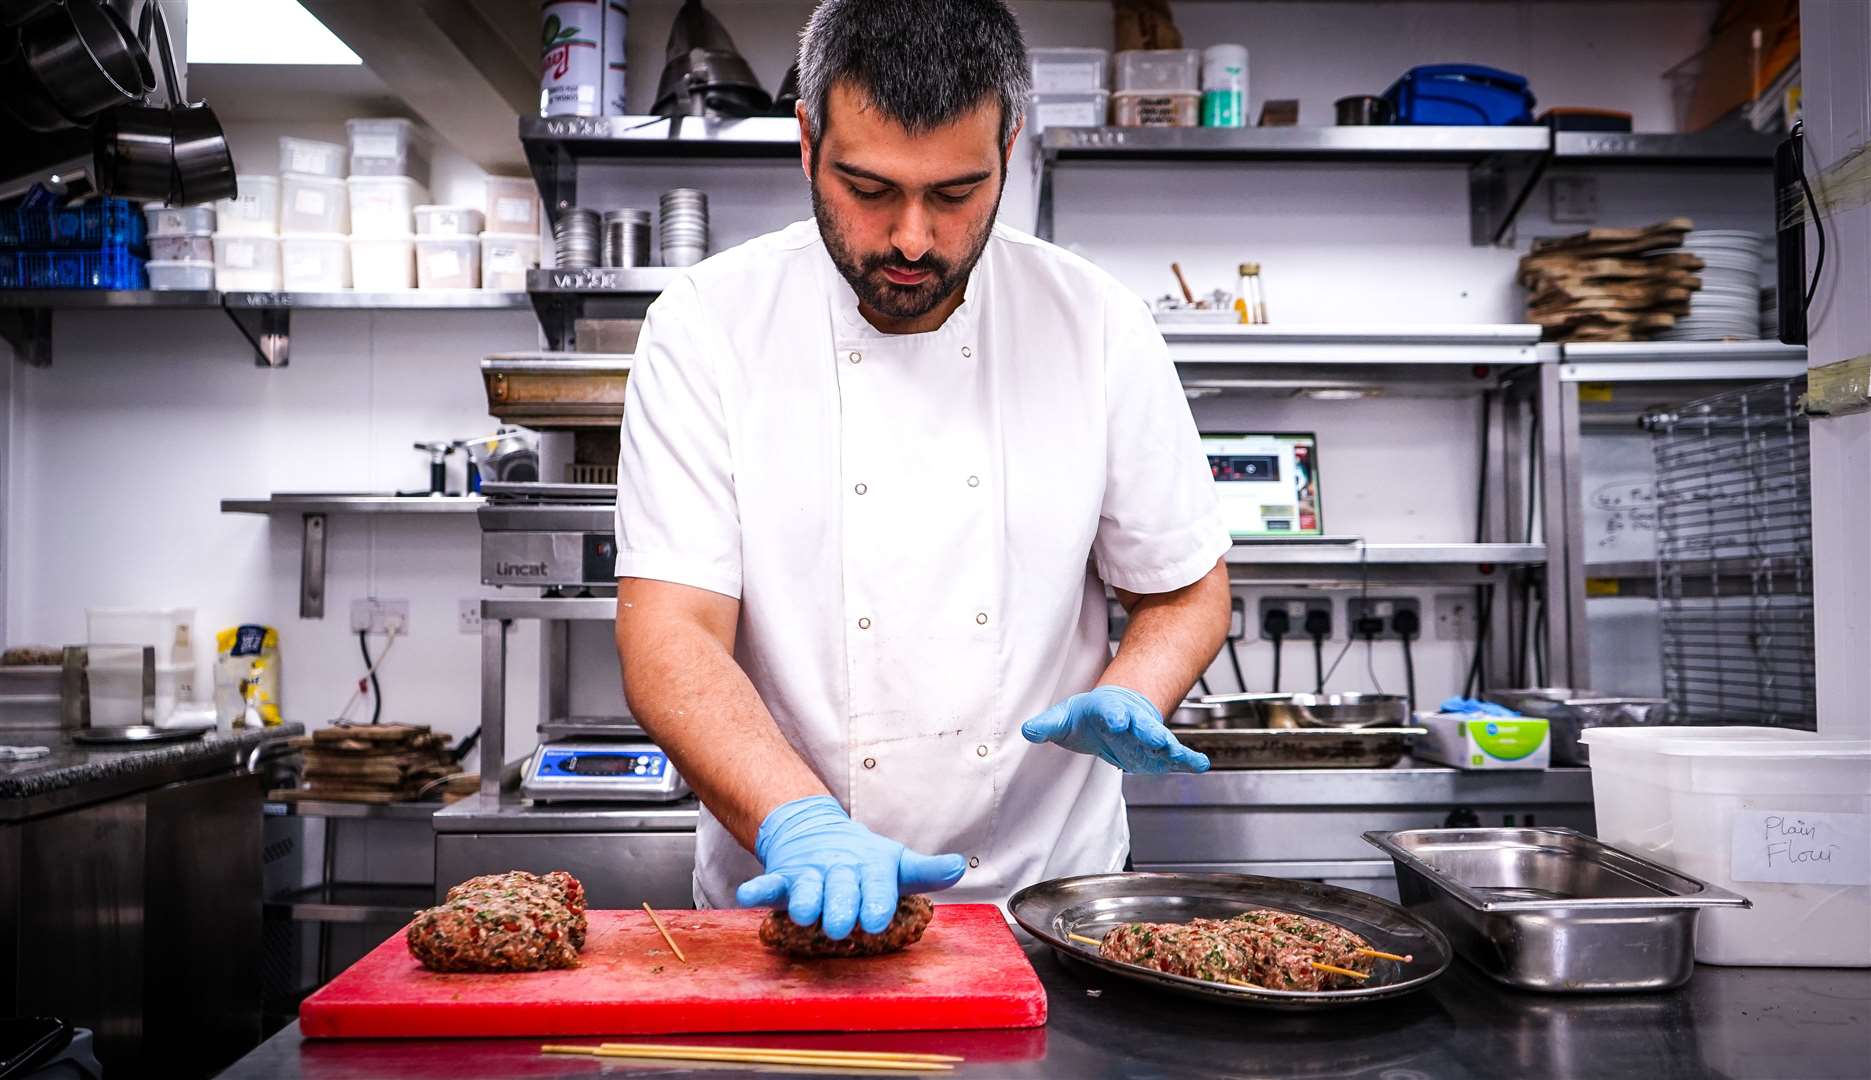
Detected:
[215,937,1871,1080]
[431,791,698,910]
[0,723,301,821]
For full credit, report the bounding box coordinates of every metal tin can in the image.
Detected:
[603,1,629,116]
[541,0,604,117]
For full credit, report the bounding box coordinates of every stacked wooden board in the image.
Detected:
[271,723,466,804]
[1518,218,1705,342]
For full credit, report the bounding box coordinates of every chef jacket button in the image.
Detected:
[854,482,867,495]
[976,744,989,757]
[968,856,981,869]
[848,351,862,364]
[967,475,980,488]
[975,612,988,625]
[961,346,973,359]
[858,617,871,629]
[863,757,877,770]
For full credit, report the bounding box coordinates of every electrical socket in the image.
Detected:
[350,598,410,635]
[1229,597,1246,639]
[1346,597,1421,640]
[458,598,482,635]
[1259,597,1332,641]
[1434,593,1476,640]
[1550,175,1599,223]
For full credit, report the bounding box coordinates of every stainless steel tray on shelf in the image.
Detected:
[1010,872,1451,1010]
[1364,827,1749,992]
[1175,726,1425,768]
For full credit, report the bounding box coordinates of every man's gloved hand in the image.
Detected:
[734,795,968,940]
[1020,685,1211,774]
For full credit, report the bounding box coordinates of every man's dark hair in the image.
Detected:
[797,0,1031,153]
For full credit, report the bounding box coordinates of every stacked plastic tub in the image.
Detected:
[277,135,351,290]
[1028,48,1109,135]
[213,174,281,290]
[348,118,430,289]
[0,186,147,290]
[480,175,541,290]
[144,204,216,290]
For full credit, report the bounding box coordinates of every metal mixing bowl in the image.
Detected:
[1260,692,1411,729]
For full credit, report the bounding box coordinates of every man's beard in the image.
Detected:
[812,178,1000,322]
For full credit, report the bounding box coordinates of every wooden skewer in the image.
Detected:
[599,1043,962,1064]
[543,1044,951,1072]
[1311,962,1370,981]
[1357,948,1413,963]
[1066,931,1102,948]
[641,902,689,965]
[1170,261,1196,304]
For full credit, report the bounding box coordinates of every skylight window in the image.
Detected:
[186,0,361,65]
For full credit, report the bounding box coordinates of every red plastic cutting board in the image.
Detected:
[300,904,1047,1038]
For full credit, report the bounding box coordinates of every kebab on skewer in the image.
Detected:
[1092,909,1391,991]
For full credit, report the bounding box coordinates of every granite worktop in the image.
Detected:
[0,723,302,819]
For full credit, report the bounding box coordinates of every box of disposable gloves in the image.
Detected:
[1416,712,1551,770]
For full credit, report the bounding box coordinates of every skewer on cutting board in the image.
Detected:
[641,902,689,964]
[600,1043,963,1064]
[543,1044,953,1072]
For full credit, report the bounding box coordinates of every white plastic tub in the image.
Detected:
[413,204,485,237]
[87,607,196,665]
[280,174,349,234]
[278,136,346,179]
[346,117,431,184]
[146,260,215,290]
[87,659,187,727]
[213,233,281,291]
[143,204,215,237]
[348,176,427,237]
[1030,47,1109,93]
[214,175,280,236]
[1029,91,1109,133]
[479,232,539,290]
[350,234,415,290]
[415,235,480,288]
[149,234,214,262]
[482,175,541,234]
[281,233,351,291]
[1582,726,1871,967]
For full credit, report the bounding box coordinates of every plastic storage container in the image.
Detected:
[214,176,280,236]
[1201,44,1249,127]
[21,194,143,248]
[347,176,427,237]
[5,247,145,289]
[1114,49,1201,93]
[1112,90,1200,127]
[87,607,196,665]
[281,233,351,290]
[280,174,349,234]
[278,136,346,179]
[213,233,282,291]
[1029,47,1108,93]
[146,260,215,290]
[346,118,431,184]
[1029,91,1109,133]
[87,659,187,727]
[482,176,541,234]
[413,204,484,237]
[144,205,215,237]
[415,235,480,288]
[479,231,540,290]
[149,234,214,262]
[1582,726,1871,967]
[350,234,415,290]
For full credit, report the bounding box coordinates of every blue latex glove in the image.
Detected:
[1437,696,1521,718]
[1020,685,1210,774]
[735,795,967,940]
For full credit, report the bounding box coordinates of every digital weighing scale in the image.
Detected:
[521,739,691,803]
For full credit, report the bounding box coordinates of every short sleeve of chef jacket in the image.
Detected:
[613,277,743,599]
[1092,293,1232,595]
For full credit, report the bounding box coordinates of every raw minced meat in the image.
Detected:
[1098,908,1375,991]
[758,894,935,957]
[407,870,587,972]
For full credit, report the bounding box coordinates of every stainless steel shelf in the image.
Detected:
[0,288,219,308]
[481,596,619,622]
[1557,340,1807,383]
[264,882,433,924]
[221,291,528,310]
[1042,125,1549,161]
[263,799,444,820]
[519,114,800,158]
[1165,322,1541,365]
[1551,130,1780,164]
[221,494,485,515]
[1225,542,1545,566]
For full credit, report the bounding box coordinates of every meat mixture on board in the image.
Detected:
[1098,908,1375,990]
[407,870,587,972]
[759,894,935,958]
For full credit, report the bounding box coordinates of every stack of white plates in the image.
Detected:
[1653,229,1764,341]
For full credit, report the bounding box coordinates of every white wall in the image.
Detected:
[3,1,1752,759]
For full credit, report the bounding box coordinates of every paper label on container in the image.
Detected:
[1731,810,1871,887]
[227,243,255,269]
[294,189,327,215]
[496,197,534,224]
[1034,69,1099,93]
[428,250,462,278]
[1036,101,1102,131]
[353,133,398,158]
[289,147,326,174]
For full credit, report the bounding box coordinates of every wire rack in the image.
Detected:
[1645,377,1814,728]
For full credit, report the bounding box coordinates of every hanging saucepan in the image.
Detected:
[90,92,172,200]
[146,1,233,204]
[18,0,152,123]
[95,3,235,204]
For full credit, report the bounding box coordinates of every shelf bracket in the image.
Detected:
[1035,149,1057,243]
[222,304,291,367]
[525,138,577,227]
[300,513,327,619]
[0,307,52,367]
[1470,150,1550,247]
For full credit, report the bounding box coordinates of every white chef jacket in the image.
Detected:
[614,218,1230,909]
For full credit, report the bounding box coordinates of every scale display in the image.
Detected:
[521,740,690,803]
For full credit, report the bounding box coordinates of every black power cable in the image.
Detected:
[1393,608,1421,715]
[1263,607,1291,693]
[1225,599,1248,693]
[357,630,382,725]
[1792,120,1826,311]
[1304,608,1331,693]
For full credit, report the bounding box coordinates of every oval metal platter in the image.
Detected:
[1009,872,1452,1010]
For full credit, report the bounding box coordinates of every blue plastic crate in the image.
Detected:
[0,249,24,289]
[9,187,146,250]
[15,246,147,289]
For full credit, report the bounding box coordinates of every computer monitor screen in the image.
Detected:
[1202,433,1321,538]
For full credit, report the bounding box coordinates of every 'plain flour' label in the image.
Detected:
[1731,810,1871,887]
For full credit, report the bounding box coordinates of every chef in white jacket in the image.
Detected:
[614,0,1232,940]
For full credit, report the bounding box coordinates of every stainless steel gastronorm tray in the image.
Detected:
[1364,828,1750,992]
[1173,726,1425,769]
[1009,872,1451,1010]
